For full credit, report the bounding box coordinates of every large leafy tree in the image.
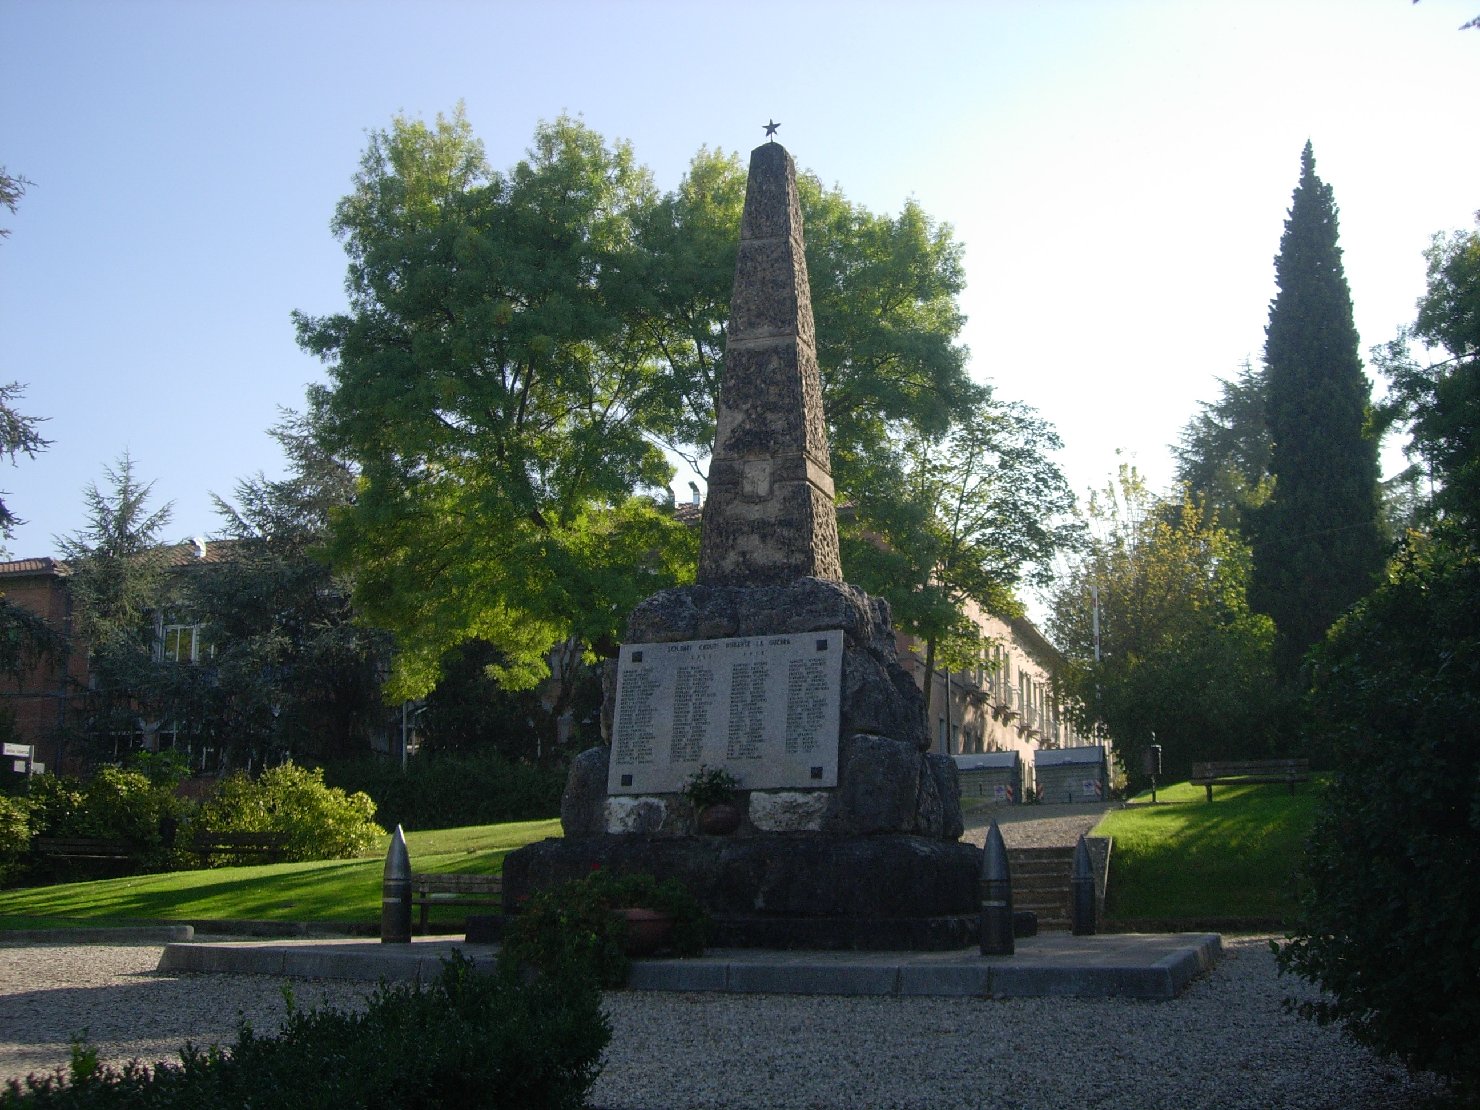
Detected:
[56,454,182,759]
[1048,467,1281,783]
[1250,142,1385,669]
[193,414,391,766]
[0,172,58,672]
[1172,359,1271,536]
[1280,216,1480,1095]
[0,382,58,678]
[1378,214,1480,525]
[299,113,979,699]
[631,146,979,493]
[842,395,1079,707]
[296,109,692,700]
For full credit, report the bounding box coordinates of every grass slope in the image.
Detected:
[1091,779,1321,926]
[0,819,560,931]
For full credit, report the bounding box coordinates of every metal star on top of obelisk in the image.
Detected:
[764,119,780,140]
[697,141,842,587]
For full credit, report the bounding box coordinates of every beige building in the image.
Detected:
[897,600,1088,761]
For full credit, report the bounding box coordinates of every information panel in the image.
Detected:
[607,630,843,795]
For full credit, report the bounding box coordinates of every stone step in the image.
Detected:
[1007,847,1074,929]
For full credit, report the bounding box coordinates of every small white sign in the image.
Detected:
[30,762,44,775]
[11,760,25,773]
[2,743,31,758]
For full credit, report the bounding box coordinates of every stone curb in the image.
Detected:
[626,933,1221,1000]
[157,938,498,982]
[156,932,1221,1001]
[1,925,196,945]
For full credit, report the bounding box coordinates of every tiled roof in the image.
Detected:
[154,538,243,567]
[0,556,67,578]
[0,538,246,578]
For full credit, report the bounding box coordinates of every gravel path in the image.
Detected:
[0,937,1449,1108]
[959,801,1112,850]
[0,807,1452,1107]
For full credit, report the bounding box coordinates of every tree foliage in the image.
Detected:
[195,414,391,765]
[0,406,58,677]
[1377,213,1480,527]
[632,147,979,486]
[842,394,1079,704]
[1250,142,1385,669]
[1280,213,1480,1095]
[56,454,181,758]
[297,109,693,700]
[1172,359,1271,535]
[1048,467,1281,783]
[297,111,979,698]
[0,166,32,240]
[1279,534,1480,1094]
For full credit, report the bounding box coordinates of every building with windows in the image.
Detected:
[898,597,1093,767]
[0,543,226,772]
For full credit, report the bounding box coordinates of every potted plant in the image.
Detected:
[501,869,707,986]
[683,765,742,835]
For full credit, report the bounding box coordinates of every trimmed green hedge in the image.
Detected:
[320,752,565,830]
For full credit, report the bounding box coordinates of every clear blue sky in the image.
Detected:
[3,0,1477,563]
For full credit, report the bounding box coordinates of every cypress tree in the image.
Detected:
[1251,142,1385,670]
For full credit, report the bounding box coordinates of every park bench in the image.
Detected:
[189,830,290,864]
[1190,758,1310,802]
[411,872,503,934]
[32,836,136,862]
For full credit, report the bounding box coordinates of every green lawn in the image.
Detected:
[0,819,560,931]
[1090,779,1322,926]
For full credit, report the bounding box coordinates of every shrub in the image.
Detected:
[24,768,190,877]
[192,763,383,863]
[0,953,610,1109]
[502,869,707,988]
[319,751,565,830]
[0,794,30,887]
[1278,533,1480,1096]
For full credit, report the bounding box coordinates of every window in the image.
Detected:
[159,622,210,663]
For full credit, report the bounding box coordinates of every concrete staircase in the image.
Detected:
[1008,846,1075,931]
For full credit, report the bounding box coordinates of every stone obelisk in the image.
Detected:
[698,142,842,587]
[503,139,981,951]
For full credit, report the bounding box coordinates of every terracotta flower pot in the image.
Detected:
[696,801,742,835]
[615,907,674,956]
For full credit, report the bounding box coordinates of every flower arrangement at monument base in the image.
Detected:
[501,868,707,986]
[682,765,743,835]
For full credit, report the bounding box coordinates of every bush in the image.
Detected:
[1,953,610,1109]
[1278,533,1480,1096]
[319,751,565,830]
[24,768,190,878]
[502,869,707,988]
[192,763,383,863]
[0,794,30,887]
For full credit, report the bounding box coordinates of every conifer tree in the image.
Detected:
[1250,142,1384,669]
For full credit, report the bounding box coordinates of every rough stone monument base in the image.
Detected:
[502,833,982,951]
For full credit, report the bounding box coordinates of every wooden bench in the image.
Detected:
[411,873,503,933]
[32,836,136,862]
[1190,759,1310,802]
[190,830,290,864]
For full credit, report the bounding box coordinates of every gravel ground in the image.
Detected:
[959,801,1112,850]
[0,937,1450,1108]
[0,807,1453,1107]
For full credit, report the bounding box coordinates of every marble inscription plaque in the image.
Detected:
[608,630,843,795]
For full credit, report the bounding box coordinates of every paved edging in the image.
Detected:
[626,933,1221,1000]
[157,932,1221,1000]
[1,925,196,945]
